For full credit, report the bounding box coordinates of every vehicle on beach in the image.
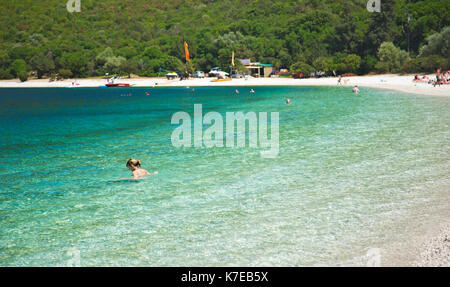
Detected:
[208,67,224,77]
[193,71,205,78]
[213,71,229,79]
[231,71,244,78]
[166,72,179,80]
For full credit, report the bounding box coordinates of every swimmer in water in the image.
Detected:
[286,98,291,104]
[250,89,255,93]
[145,92,150,96]
[126,158,158,179]
[235,89,239,94]
[352,85,360,94]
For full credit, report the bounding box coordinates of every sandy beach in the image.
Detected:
[0,74,449,97]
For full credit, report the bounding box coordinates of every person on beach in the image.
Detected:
[337,75,342,86]
[352,85,360,93]
[126,158,157,179]
[434,68,443,87]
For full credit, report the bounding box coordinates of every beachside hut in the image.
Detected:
[240,59,273,77]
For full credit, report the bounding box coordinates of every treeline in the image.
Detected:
[0,0,449,81]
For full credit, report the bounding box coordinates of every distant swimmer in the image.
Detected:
[352,85,360,94]
[286,98,291,104]
[235,89,240,94]
[250,89,255,93]
[145,92,150,96]
[126,158,158,179]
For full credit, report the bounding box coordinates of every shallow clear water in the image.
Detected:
[0,86,449,266]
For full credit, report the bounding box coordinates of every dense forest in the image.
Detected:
[0,0,449,80]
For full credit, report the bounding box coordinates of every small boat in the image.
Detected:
[105,83,131,87]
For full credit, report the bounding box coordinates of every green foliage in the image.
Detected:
[18,71,28,82]
[0,1,448,77]
[313,57,333,73]
[360,55,378,75]
[375,42,410,73]
[104,56,126,74]
[60,52,92,77]
[332,54,361,74]
[0,68,13,79]
[96,48,115,67]
[290,62,314,77]
[11,59,27,77]
[120,59,139,78]
[58,69,73,79]
[31,53,55,78]
[234,59,249,75]
[419,27,450,58]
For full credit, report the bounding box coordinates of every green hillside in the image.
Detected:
[0,0,449,79]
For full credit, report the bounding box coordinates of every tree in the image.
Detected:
[163,56,184,71]
[234,59,249,75]
[142,47,164,59]
[340,54,361,74]
[18,71,28,82]
[360,55,378,74]
[313,57,333,73]
[11,59,27,78]
[290,62,314,77]
[31,53,55,78]
[58,69,73,79]
[375,42,410,73]
[419,27,450,58]
[0,68,13,79]
[120,59,138,78]
[104,56,126,74]
[60,52,91,77]
[96,47,115,67]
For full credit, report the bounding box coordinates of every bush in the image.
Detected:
[18,71,28,82]
[11,59,27,77]
[290,62,314,77]
[419,27,450,58]
[313,57,333,72]
[340,54,361,74]
[401,56,448,73]
[376,42,410,73]
[0,68,13,79]
[419,55,448,73]
[360,55,378,75]
[401,58,422,73]
[58,69,73,79]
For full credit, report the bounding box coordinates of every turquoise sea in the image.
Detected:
[0,86,449,266]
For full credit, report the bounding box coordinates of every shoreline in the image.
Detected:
[0,74,449,97]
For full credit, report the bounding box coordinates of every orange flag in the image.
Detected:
[184,41,190,62]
